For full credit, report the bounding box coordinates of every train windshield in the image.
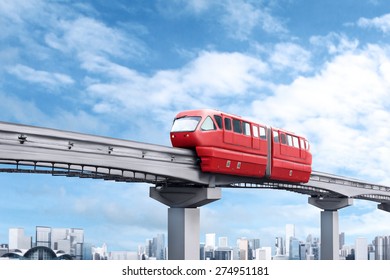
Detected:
[171,116,202,132]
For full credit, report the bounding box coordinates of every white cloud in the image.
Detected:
[163,0,287,41]
[221,0,287,40]
[8,64,74,88]
[45,17,146,60]
[269,42,312,72]
[357,13,390,33]
[84,51,267,116]
[340,209,390,238]
[250,44,390,183]
[0,0,45,24]
[310,32,359,54]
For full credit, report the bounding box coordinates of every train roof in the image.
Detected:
[174,109,306,139]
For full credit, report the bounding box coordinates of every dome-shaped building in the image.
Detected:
[2,246,73,260]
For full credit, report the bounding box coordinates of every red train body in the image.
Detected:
[170,109,312,183]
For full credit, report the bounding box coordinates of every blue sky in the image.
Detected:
[1,0,390,251]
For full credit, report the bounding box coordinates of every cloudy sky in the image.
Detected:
[1,0,390,252]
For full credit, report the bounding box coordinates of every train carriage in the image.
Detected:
[170,109,312,183]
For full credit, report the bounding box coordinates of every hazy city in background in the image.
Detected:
[1,223,389,260]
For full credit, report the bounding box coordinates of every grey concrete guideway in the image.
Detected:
[150,186,222,260]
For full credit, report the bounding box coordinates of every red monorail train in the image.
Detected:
[170,109,312,183]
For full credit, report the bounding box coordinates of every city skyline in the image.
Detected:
[1,0,390,251]
[3,224,390,260]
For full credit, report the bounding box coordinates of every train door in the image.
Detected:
[272,129,281,157]
[240,121,252,148]
[252,125,260,150]
[299,138,306,159]
[300,138,308,159]
[223,116,233,144]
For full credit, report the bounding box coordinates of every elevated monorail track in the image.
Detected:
[0,121,389,205]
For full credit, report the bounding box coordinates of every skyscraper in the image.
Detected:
[373,236,390,260]
[255,247,272,260]
[275,237,285,256]
[218,236,228,248]
[289,237,300,260]
[339,232,345,250]
[237,238,249,260]
[355,237,368,260]
[36,226,51,247]
[205,233,216,250]
[155,233,166,260]
[8,228,32,250]
[285,224,295,257]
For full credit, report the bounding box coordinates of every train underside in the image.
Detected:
[196,146,311,183]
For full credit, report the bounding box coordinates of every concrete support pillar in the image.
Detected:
[168,208,199,260]
[150,186,221,260]
[309,197,353,260]
[320,210,339,260]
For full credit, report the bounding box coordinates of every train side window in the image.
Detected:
[300,138,305,149]
[201,116,216,131]
[292,136,299,148]
[224,118,232,130]
[287,135,293,146]
[252,126,259,138]
[214,115,223,129]
[243,122,251,136]
[233,119,242,134]
[280,133,287,145]
[259,127,266,140]
[305,140,310,150]
[273,131,279,143]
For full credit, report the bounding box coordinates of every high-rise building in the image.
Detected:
[255,247,272,260]
[36,226,51,247]
[155,234,166,260]
[355,237,368,260]
[204,233,216,260]
[275,237,284,256]
[205,233,216,250]
[237,238,249,260]
[289,237,300,260]
[285,224,295,257]
[373,236,390,260]
[339,232,345,250]
[218,236,228,248]
[248,239,260,259]
[9,228,32,250]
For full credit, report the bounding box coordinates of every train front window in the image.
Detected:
[171,116,201,132]
[201,116,216,131]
